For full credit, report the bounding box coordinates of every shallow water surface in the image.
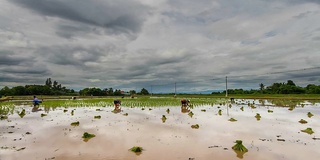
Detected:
[1,100,320,160]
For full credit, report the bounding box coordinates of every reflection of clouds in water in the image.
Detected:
[1,102,320,160]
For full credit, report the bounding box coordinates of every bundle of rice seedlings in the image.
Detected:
[71,121,80,126]
[255,113,261,121]
[298,119,307,124]
[19,109,26,118]
[232,140,248,152]
[130,146,143,153]
[188,111,194,117]
[307,112,314,118]
[161,115,167,123]
[301,128,314,134]
[82,132,95,142]
[229,118,237,122]
[94,115,101,119]
[191,124,199,129]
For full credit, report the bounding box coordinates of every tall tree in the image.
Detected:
[53,81,58,89]
[140,88,149,95]
[259,83,265,94]
[45,78,52,88]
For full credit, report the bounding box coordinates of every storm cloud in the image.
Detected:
[11,0,150,34]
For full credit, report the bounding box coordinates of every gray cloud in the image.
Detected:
[1,0,320,92]
[0,50,28,65]
[11,0,150,33]
[36,46,106,67]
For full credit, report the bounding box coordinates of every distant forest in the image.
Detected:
[0,78,149,97]
[213,80,320,94]
[0,79,320,97]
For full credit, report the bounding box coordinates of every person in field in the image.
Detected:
[181,98,191,113]
[32,96,42,112]
[113,99,121,113]
[181,98,190,106]
[33,96,42,107]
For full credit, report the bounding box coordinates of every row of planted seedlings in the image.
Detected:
[1,97,227,120]
[0,103,15,120]
[40,97,227,108]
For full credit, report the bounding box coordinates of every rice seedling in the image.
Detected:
[240,107,244,111]
[188,111,194,117]
[267,110,273,113]
[201,109,206,112]
[41,113,47,117]
[255,113,261,121]
[166,108,170,114]
[123,113,128,116]
[18,109,25,118]
[218,110,222,115]
[229,118,237,122]
[161,115,167,123]
[129,146,143,154]
[298,119,307,124]
[82,132,95,142]
[232,140,248,152]
[307,112,314,118]
[94,115,101,119]
[301,128,314,135]
[232,140,248,159]
[71,110,74,116]
[0,104,15,116]
[71,121,80,126]
[288,106,295,111]
[228,118,237,122]
[0,115,8,120]
[191,124,199,129]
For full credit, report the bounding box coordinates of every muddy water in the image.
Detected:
[1,100,320,160]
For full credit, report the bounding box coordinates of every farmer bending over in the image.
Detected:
[114,99,121,110]
[181,98,191,113]
[32,96,42,107]
[181,98,190,107]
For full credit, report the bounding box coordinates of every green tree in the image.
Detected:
[287,80,296,86]
[0,86,12,96]
[140,88,149,95]
[45,78,52,88]
[53,81,58,89]
[259,83,265,94]
[12,86,27,95]
[114,89,123,96]
[129,90,136,95]
[107,88,114,95]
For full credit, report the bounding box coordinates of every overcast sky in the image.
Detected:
[0,0,320,93]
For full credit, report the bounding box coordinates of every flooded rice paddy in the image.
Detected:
[1,99,320,160]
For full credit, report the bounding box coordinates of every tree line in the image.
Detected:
[1,79,319,97]
[0,78,150,97]
[212,80,320,94]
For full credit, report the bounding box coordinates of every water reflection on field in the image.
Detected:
[0,99,320,160]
